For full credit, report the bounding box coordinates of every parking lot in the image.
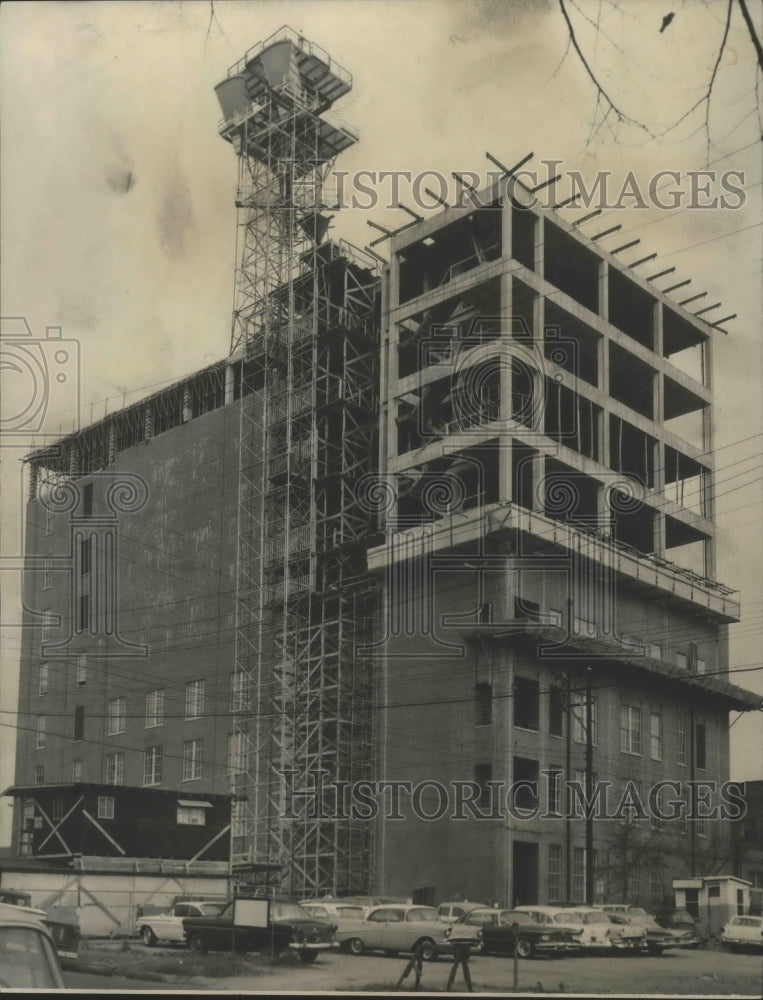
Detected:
[96,940,763,995]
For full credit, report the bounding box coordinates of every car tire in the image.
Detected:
[646,944,664,956]
[516,937,535,959]
[188,934,207,955]
[141,926,157,948]
[348,937,366,956]
[417,938,437,962]
[299,950,319,964]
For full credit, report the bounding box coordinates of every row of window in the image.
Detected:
[33,731,249,788]
[477,680,707,768]
[548,844,667,905]
[42,794,208,827]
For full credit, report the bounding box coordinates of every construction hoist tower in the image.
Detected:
[215,27,380,895]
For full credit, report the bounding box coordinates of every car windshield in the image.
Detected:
[405,908,439,922]
[199,903,225,916]
[0,926,62,989]
[580,912,609,924]
[337,907,364,918]
[554,913,582,924]
[272,903,311,921]
[499,912,527,925]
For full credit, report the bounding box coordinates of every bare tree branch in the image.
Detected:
[736,0,763,72]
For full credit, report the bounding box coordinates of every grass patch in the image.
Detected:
[76,941,264,981]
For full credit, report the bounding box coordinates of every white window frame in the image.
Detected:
[145,688,165,729]
[35,715,46,749]
[105,751,124,786]
[34,764,44,785]
[230,672,249,713]
[177,804,206,826]
[143,746,162,786]
[97,796,115,820]
[620,704,642,755]
[227,732,248,775]
[182,738,203,781]
[650,711,663,761]
[106,696,126,736]
[184,679,205,720]
[71,759,83,782]
[677,718,688,766]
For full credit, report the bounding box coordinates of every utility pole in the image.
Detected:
[585,667,595,905]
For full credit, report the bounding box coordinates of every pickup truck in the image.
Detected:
[182,898,337,962]
[135,900,226,946]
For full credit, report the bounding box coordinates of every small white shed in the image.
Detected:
[673,875,752,938]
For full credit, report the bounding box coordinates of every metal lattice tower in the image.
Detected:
[215,27,380,895]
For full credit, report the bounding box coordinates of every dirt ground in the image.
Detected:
[77,938,763,995]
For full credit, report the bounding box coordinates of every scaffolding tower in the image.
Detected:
[215,26,380,895]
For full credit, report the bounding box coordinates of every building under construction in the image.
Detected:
[8,26,762,909]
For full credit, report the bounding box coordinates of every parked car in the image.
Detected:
[513,905,586,949]
[0,888,80,961]
[455,906,579,958]
[136,900,227,946]
[332,904,479,960]
[564,907,646,952]
[720,915,763,952]
[437,901,488,923]
[655,908,703,947]
[598,904,689,954]
[0,904,65,990]
[299,899,366,921]
[182,897,337,962]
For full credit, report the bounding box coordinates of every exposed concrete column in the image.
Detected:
[598,260,608,321]
[599,336,610,465]
[653,510,666,557]
[502,189,513,261]
[653,301,664,428]
[499,269,513,504]
[225,362,235,404]
[382,259,398,525]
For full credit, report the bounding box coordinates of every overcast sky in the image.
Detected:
[1,0,761,844]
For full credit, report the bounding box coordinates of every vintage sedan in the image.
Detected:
[599,903,692,954]
[0,905,66,990]
[456,906,579,958]
[720,915,763,952]
[182,897,337,962]
[564,907,646,952]
[437,900,488,924]
[333,904,478,959]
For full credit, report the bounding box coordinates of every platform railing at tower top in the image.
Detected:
[225,25,353,88]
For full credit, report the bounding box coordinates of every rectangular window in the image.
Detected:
[621,704,642,755]
[549,686,564,737]
[38,663,49,696]
[105,751,124,785]
[474,763,493,810]
[696,658,706,675]
[227,732,248,775]
[42,556,52,590]
[475,682,492,726]
[546,767,562,815]
[97,796,115,820]
[676,651,687,670]
[143,746,162,786]
[677,718,688,765]
[184,679,205,720]
[71,759,82,782]
[177,804,206,825]
[572,847,586,903]
[182,738,203,781]
[572,693,598,744]
[650,711,663,760]
[695,723,707,770]
[548,844,563,902]
[145,688,165,728]
[230,672,249,713]
[231,800,247,839]
[107,697,126,735]
[34,764,44,785]
[631,866,643,899]
[514,676,539,730]
[647,643,662,659]
[82,483,93,517]
[651,873,663,906]
[513,757,539,812]
[76,655,87,686]
[73,706,84,742]
[35,715,46,749]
